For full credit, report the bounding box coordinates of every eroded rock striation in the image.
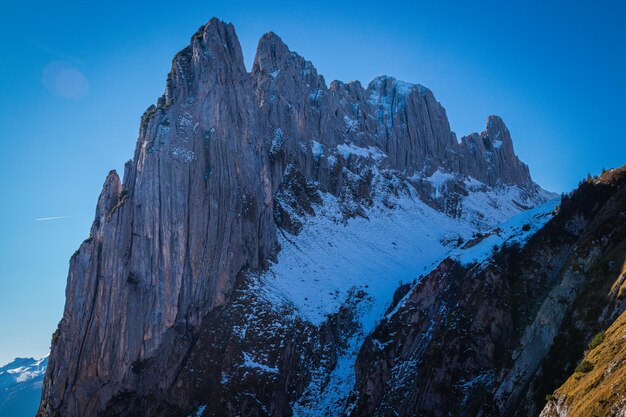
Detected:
[38,18,557,417]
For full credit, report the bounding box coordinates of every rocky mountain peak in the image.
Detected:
[460,115,532,188]
[252,31,291,73]
[37,18,554,417]
[482,115,516,157]
[164,18,246,104]
[329,79,365,97]
[192,17,243,66]
[252,30,326,112]
[91,169,122,235]
[366,75,431,99]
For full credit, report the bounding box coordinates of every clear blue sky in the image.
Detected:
[0,0,624,365]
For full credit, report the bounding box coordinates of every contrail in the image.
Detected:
[35,216,70,221]
[29,39,86,66]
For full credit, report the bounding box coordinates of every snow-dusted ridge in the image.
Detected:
[0,355,48,384]
[385,198,557,322]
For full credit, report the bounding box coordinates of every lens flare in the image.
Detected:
[42,61,89,99]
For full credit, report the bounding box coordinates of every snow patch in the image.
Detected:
[343,115,359,132]
[259,186,473,326]
[240,352,279,374]
[427,169,456,198]
[309,89,323,102]
[336,143,386,161]
[169,146,196,163]
[428,169,455,188]
[311,140,324,160]
[270,128,284,157]
[188,405,206,417]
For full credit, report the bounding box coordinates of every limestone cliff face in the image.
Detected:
[39,19,277,417]
[38,18,551,417]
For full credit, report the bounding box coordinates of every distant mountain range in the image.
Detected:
[0,356,47,417]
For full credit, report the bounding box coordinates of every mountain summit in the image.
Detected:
[38,18,556,417]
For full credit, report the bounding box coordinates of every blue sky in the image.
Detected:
[0,0,624,364]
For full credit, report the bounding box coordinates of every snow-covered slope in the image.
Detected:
[260,175,555,326]
[0,356,47,417]
[250,168,557,415]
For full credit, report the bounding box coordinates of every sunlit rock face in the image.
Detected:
[37,18,558,417]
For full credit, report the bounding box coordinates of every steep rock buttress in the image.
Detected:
[38,19,277,417]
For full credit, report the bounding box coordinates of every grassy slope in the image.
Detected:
[548,299,626,416]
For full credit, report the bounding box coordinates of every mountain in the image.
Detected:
[0,356,47,417]
[36,18,573,417]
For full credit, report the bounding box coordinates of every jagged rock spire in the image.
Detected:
[459,115,532,187]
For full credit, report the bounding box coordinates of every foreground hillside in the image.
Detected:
[541,308,626,417]
[538,168,626,417]
[350,166,626,416]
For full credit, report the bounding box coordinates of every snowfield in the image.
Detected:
[250,169,556,415]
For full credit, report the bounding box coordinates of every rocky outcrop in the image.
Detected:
[460,115,533,188]
[38,18,552,417]
[350,166,626,417]
[250,28,536,195]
